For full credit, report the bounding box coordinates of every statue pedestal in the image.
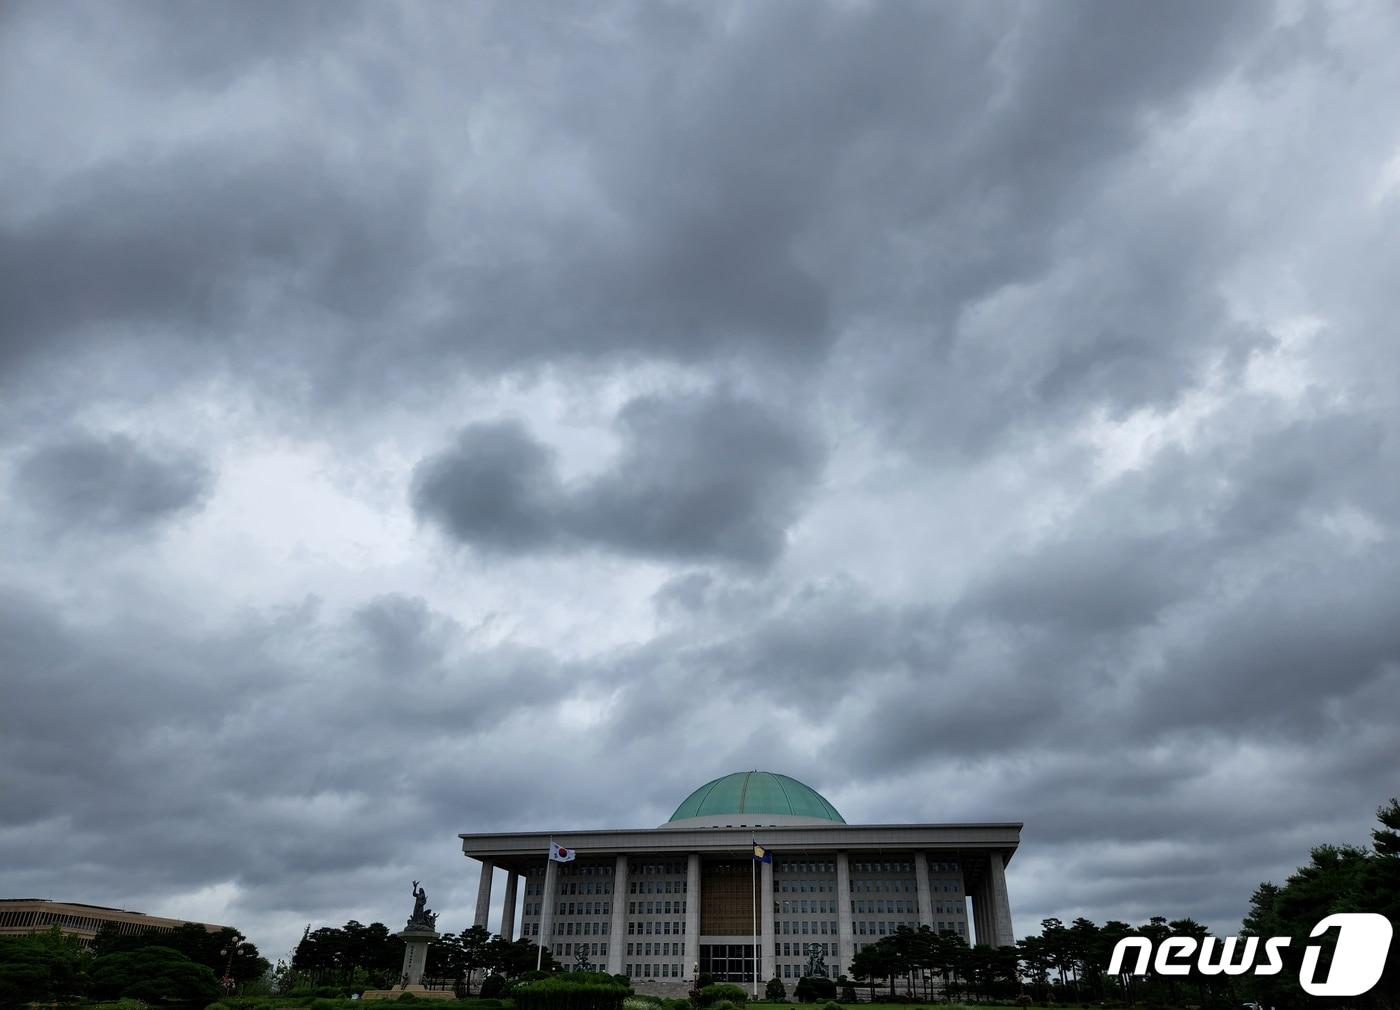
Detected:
[396,926,439,988]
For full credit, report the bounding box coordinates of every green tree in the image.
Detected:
[89,945,220,1004]
[459,925,492,993]
[1365,798,1400,1006]
[849,937,901,997]
[1016,934,1052,1002]
[766,975,786,1000]
[485,936,557,978]
[0,927,87,1004]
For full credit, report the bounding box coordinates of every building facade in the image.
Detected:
[0,898,229,947]
[458,771,1019,990]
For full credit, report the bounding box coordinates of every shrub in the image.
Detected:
[481,975,507,998]
[696,984,748,1008]
[512,975,631,1010]
[822,1002,842,1010]
[765,978,787,1002]
[207,1002,235,1010]
[697,973,716,989]
[792,977,835,1004]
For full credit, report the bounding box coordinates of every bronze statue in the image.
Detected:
[407,880,437,929]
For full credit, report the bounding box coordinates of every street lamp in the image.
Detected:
[220,944,236,994]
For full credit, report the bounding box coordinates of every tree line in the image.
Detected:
[289,921,557,992]
[0,921,268,1006]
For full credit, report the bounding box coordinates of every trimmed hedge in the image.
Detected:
[513,975,631,1010]
[697,984,748,1008]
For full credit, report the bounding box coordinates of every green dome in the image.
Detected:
[668,771,845,824]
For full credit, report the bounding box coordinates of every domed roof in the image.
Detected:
[666,771,845,825]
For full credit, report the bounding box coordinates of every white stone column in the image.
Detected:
[987,851,1015,947]
[606,854,628,975]
[500,871,519,941]
[760,859,775,984]
[835,852,854,977]
[685,853,701,980]
[539,859,558,962]
[474,859,495,929]
[914,852,933,929]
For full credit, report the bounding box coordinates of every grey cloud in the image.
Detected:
[410,423,564,554]
[0,148,430,393]
[4,0,1400,960]
[412,391,824,565]
[12,432,212,533]
[964,533,1197,633]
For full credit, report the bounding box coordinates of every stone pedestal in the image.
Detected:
[397,926,438,988]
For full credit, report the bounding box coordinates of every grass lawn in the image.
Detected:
[745,1003,1030,1010]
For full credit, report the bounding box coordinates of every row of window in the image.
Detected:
[777,920,837,936]
[626,941,684,956]
[780,942,833,958]
[852,878,915,893]
[778,879,833,893]
[857,919,963,937]
[553,921,608,936]
[634,862,685,875]
[774,859,959,875]
[629,879,687,894]
[628,920,685,935]
[555,881,612,896]
[625,963,681,978]
[776,861,835,874]
[538,901,610,917]
[628,900,687,915]
[781,899,837,914]
[552,942,607,956]
[850,899,916,914]
[530,863,613,877]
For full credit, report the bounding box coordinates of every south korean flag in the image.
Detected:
[549,840,577,863]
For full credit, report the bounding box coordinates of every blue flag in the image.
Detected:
[752,840,773,863]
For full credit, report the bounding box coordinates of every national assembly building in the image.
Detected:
[458,771,1020,992]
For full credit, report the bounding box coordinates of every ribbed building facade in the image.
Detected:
[0,898,227,947]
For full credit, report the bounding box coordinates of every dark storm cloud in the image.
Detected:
[13,432,212,533]
[412,390,824,565]
[4,0,1400,961]
[0,148,431,388]
[2,0,1272,434]
[0,587,566,919]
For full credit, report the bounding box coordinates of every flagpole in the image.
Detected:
[751,848,758,998]
[537,839,550,972]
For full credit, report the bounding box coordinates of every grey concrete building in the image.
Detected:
[458,771,1020,991]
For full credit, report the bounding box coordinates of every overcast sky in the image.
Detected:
[4,0,1400,964]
